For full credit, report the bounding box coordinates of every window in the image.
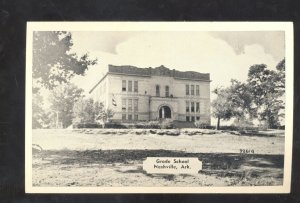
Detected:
[134,99,138,111]
[134,81,138,92]
[196,85,200,96]
[186,116,190,122]
[128,80,132,92]
[134,114,138,120]
[186,101,190,113]
[186,84,189,95]
[191,85,195,95]
[191,102,195,112]
[156,85,160,97]
[196,102,200,113]
[122,114,126,120]
[128,114,133,120]
[122,80,126,91]
[196,116,200,121]
[128,99,132,111]
[191,116,195,122]
[122,99,126,111]
[165,86,169,97]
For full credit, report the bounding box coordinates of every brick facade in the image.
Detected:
[89,65,211,124]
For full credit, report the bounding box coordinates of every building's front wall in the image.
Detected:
[91,71,211,124]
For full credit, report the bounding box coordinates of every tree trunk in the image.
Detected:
[217,117,220,130]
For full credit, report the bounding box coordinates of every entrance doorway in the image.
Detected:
[159,106,171,119]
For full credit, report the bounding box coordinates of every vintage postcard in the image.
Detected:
[25,22,293,193]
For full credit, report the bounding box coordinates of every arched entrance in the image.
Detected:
[159,105,172,119]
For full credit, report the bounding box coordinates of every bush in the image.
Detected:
[160,119,174,129]
[194,121,210,129]
[104,122,127,129]
[232,118,258,131]
[147,121,161,129]
[73,123,102,128]
[73,120,175,129]
[219,125,239,131]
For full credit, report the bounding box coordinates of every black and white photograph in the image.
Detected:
[25,22,293,193]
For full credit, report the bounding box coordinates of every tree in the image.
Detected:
[49,84,84,128]
[247,61,285,128]
[73,98,98,124]
[33,31,97,89]
[32,91,51,129]
[212,59,285,130]
[95,106,115,128]
[212,87,238,130]
[228,79,255,119]
[212,80,255,130]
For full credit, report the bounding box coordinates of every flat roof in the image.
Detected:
[108,64,210,81]
[89,64,210,94]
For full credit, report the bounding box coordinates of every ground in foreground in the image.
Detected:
[32,129,284,187]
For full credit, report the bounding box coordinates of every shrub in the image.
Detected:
[104,122,127,129]
[219,125,239,131]
[194,121,210,129]
[122,121,161,129]
[147,121,161,129]
[73,123,102,128]
[232,118,258,131]
[160,119,174,129]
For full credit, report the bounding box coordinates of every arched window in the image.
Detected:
[165,86,169,97]
[156,85,160,97]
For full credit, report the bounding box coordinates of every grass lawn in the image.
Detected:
[32,129,284,187]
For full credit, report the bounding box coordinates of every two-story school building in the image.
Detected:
[89,64,211,124]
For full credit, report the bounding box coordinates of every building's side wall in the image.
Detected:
[90,76,109,108]
[106,74,151,121]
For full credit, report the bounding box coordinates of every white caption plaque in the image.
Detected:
[143,157,202,174]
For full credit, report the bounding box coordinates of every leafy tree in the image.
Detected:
[247,60,285,128]
[95,106,115,128]
[73,98,99,124]
[32,92,51,129]
[212,87,238,130]
[33,31,97,89]
[49,84,84,128]
[212,59,285,130]
[228,79,255,118]
[212,80,255,130]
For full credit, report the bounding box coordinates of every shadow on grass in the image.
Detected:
[33,149,284,182]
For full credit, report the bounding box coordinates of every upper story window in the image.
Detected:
[156,85,160,97]
[122,99,126,111]
[191,85,195,95]
[128,99,132,111]
[134,81,138,92]
[128,80,132,92]
[165,86,169,97]
[196,102,200,113]
[191,102,195,112]
[122,80,126,91]
[134,99,138,111]
[186,84,189,95]
[186,101,190,113]
[196,85,200,96]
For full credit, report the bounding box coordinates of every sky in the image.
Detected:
[69,31,285,95]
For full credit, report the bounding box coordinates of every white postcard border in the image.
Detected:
[25,22,294,193]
